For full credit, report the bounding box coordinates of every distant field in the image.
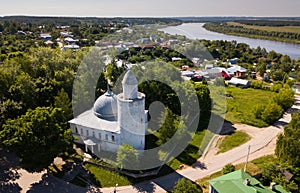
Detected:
[227,22,300,34]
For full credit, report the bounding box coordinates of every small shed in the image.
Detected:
[228,77,251,88]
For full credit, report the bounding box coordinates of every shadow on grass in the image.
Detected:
[131,165,178,193]
[175,144,199,166]
[152,165,202,193]
[0,146,22,192]
[27,174,89,193]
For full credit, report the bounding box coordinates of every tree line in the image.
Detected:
[203,23,300,44]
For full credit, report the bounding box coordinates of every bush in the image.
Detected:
[272,69,288,82]
[251,80,264,89]
[272,87,294,110]
[261,102,283,124]
[253,104,265,119]
[214,77,225,86]
[222,163,236,175]
[173,178,202,193]
[270,83,283,93]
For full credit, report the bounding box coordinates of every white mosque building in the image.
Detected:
[69,70,147,154]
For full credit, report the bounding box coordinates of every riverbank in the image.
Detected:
[203,22,300,44]
[160,23,300,59]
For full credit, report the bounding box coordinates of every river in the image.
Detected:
[160,23,300,60]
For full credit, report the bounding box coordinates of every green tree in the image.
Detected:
[222,163,236,175]
[279,55,292,73]
[158,108,185,144]
[276,112,300,168]
[105,60,126,85]
[272,69,288,82]
[116,144,139,170]
[261,162,299,192]
[257,60,266,77]
[261,102,283,124]
[272,87,294,111]
[0,107,73,169]
[54,89,72,121]
[0,99,23,129]
[194,83,212,122]
[172,178,202,193]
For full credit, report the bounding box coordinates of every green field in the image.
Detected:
[217,131,251,153]
[225,87,274,127]
[227,22,300,34]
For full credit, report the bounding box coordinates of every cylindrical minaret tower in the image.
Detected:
[117,70,147,150]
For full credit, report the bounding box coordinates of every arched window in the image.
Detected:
[112,135,115,142]
[98,133,101,139]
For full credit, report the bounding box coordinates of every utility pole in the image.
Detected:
[244,145,251,172]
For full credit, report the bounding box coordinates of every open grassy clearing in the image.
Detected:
[225,87,274,127]
[217,131,251,153]
[227,22,300,34]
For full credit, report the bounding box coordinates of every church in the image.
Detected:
[69,70,148,154]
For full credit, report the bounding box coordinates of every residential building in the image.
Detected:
[209,170,290,193]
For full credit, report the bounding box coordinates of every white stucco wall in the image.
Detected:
[118,93,146,150]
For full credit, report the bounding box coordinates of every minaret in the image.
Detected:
[117,70,147,150]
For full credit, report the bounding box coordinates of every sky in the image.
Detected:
[1,0,300,17]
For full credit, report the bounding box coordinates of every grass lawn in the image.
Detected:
[85,163,133,187]
[217,131,251,153]
[225,87,274,127]
[197,155,276,193]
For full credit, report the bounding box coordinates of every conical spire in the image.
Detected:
[122,70,138,85]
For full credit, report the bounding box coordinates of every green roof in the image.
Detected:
[208,170,290,193]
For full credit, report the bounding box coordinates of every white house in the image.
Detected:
[227,65,247,78]
[69,70,148,154]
